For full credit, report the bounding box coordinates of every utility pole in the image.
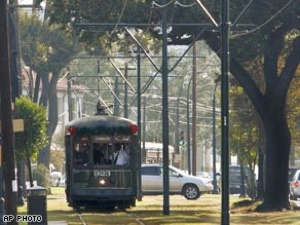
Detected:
[221,0,230,224]
[0,1,18,224]
[67,67,73,121]
[9,0,26,207]
[161,0,170,215]
[136,46,142,201]
[124,63,128,118]
[192,42,197,176]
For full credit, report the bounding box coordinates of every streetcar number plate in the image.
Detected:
[95,170,111,177]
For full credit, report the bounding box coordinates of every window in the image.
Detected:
[169,169,179,177]
[141,167,160,176]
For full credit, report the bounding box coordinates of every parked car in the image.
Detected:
[290,169,300,200]
[229,165,251,195]
[289,167,299,181]
[197,172,221,193]
[59,174,65,187]
[50,171,62,187]
[141,164,213,200]
[196,172,211,180]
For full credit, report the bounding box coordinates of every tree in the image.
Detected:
[45,0,300,211]
[19,13,75,167]
[14,96,48,187]
[230,85,260,200]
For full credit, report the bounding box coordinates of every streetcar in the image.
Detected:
[64,105,140,210]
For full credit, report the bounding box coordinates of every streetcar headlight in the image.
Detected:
[99,179,106,186]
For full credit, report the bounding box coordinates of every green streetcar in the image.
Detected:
[65,110,141,210]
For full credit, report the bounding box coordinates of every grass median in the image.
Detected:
[17,187,300,225]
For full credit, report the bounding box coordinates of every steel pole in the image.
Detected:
[221,0,230,224]
[212,83,218,194]
[187,76,193,175]
[0,1,18,223]
[136,46,142,201]
[162,2,170,215]
[192,43,197,175]
[124,63,128,118]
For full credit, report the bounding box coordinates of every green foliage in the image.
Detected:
[50,150,65,173]
[229,83,260,200]
[32,164,50,188]
[287,71,300,155]
[14,96,48,162]
[229,84,260,155]
[19,13,74,75]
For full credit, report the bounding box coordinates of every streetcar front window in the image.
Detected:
[93,143,111,165]
[73,142,90,165]
[93,142,131,166]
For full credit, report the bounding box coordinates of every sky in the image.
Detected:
[18,0,46,21]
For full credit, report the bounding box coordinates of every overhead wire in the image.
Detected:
[232,0,296,38]
[175,1,196,8]
[111,0,128,34]
[151,0,175,8]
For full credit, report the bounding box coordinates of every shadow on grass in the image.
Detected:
[127,209,221,224]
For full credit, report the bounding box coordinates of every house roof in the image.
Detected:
[21,66,88,93]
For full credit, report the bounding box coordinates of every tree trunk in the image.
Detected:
[26,156,34,187]
[256,100,291,211]
[256,148,264,201]
[38,74,58,167]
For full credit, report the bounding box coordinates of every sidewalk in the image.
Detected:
[48,221,67,225]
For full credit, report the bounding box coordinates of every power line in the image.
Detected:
[232,0,296,38]
[111,0,128,34]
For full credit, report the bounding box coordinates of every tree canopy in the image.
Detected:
[19,12,76,167]
[44,0,300,211]
[14,96,48,186]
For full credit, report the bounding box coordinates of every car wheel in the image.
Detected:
[183,184,200,200]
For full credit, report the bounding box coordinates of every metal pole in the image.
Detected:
[137,47,142,153]
[142,95,146,161]
[0,1,18,223]
[187,76,193,175]
[124,63,128,118]
[114,76,119,116]
[176,84,184,158]
[162,1,170,215]
[192,43,197,175]
[67,67,73,121]
[212,83,218,194]
[136,46,143,201]
[0,138,4,225]
[221,0,230,224]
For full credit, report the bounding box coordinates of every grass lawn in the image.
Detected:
[17,187,300,225]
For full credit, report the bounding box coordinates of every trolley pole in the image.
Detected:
[220,0,230,224]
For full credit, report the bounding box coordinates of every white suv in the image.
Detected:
[141,164,213,200]
[290,169,300,200]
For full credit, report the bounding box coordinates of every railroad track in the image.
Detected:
[74,208,87,225]
[74,206,146,225]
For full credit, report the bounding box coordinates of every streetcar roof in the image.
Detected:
[65,115,138,136]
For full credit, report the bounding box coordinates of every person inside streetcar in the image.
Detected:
[115,144,129,165]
